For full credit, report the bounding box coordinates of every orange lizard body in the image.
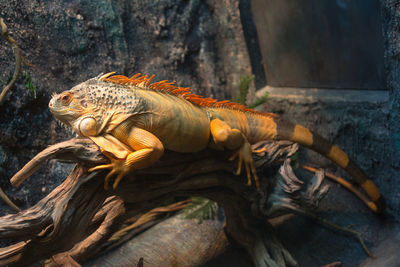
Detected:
[49,72,384,213]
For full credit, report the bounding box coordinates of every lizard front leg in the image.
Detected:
[210,119,260,191]
[89,127,164,190]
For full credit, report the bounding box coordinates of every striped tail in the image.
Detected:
[272,117,385,213]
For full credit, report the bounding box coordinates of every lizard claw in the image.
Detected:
[88,151,129,190]
[229,142,261,191]
[252,147,267,154]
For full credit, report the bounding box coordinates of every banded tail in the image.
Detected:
[271,117,385,213]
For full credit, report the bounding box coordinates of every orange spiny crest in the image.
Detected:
[225,102,238,108]
[106,75,131,84]
[132,75,148,86]
[101,73,277,118]
[130,73,141,79]
[202,98,218,107]
[145,74,155,86]
[149,80,168,89]
[214,100,230,107]
[171,88,190,94]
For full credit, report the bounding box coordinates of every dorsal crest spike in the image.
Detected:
[101,73,278,118]
[99,72,116,80]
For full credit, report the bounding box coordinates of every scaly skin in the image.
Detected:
[49,73,384,213]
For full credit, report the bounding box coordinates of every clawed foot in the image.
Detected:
[88,150,129,190]
[229,142,261,191]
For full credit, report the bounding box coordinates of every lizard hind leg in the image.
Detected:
[210,119,260,191]
[228,141,260,190]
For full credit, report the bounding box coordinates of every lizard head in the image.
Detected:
[50,73,143,136]
[49,82,100,137]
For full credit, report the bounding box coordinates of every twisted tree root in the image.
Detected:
[0,138,329,266]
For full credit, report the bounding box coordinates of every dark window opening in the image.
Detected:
[248,0,386,90]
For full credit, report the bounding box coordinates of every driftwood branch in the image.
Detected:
[0,137,329,266]
[0,18,24,106]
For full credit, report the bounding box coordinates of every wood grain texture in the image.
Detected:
[0,138,328,267]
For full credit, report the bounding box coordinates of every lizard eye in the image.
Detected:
[60,92,72,105]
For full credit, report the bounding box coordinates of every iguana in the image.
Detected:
[49,72,385,213]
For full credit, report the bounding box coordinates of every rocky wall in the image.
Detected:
[0,0,252,212]
[257,87,393,216]
[252,0,400,222]
[381,0,400,221]
[246,0,400,264]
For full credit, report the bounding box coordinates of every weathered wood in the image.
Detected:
[0,167,108,266]
[85,214,229,267]
[10,138,107,187]
[0,138,329,267]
